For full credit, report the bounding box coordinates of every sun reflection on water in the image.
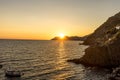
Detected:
[52,41,74,79]
[57,41,66,64]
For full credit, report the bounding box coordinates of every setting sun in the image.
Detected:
[59,33,65,39]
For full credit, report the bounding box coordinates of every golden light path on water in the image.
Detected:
[52,41,74,79]
[0,40,109,80]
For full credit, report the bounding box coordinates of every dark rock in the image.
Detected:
[69,12,120,68]
[83,12,120,45]
[5,70,22,77]
[108,67,120,80]
[0,65,2,68]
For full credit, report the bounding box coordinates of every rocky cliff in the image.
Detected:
[68,12,120,67]
[84,12,120,45]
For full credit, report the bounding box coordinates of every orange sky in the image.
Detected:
[0,0,120,40]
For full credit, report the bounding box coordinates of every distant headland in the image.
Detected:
[51,36,88,41]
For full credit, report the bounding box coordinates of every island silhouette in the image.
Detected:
[51,36,88,41]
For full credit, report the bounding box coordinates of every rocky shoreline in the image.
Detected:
[68,12,120,67]
[67,12,120,80]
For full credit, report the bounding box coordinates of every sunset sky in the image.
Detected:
[0,0,120,40]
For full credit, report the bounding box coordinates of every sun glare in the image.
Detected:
[59,33,65,39]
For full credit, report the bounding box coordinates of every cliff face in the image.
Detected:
[84,12,120,45]
[81,12,120,67]
[69,12,120,67]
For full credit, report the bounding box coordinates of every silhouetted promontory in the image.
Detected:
[68,12,120,68]
[51,36,88,41]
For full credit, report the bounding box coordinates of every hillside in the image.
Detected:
[83,12,120,45]
[68,12,120,67]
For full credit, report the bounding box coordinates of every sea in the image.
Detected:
[0,40,109,80]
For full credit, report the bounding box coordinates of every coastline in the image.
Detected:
[67,12,120,80]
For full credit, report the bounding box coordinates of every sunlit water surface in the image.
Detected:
[0,40,109,80]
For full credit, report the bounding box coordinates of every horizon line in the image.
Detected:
[0,38,50,41]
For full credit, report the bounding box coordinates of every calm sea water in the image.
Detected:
[0,40,109,80]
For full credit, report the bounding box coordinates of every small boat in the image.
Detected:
[5,70,22,77]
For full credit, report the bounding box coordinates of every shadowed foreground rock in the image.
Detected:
[68,12,120,68]
[108,67,120,80]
